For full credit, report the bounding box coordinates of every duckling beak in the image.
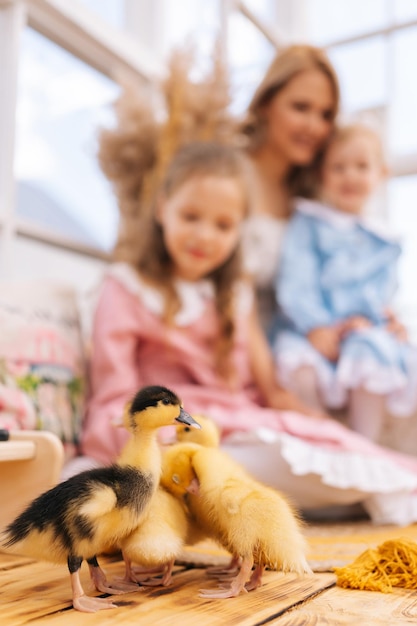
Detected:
[176,408,201,429]
[186,477,200,495]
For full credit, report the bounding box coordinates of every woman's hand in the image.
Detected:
[307,326,341,361]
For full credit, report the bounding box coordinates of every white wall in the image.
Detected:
[11,236,106,291]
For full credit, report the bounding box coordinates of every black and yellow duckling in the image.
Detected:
[120,438,207,587]
[1,385,200,613]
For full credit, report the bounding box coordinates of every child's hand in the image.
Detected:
[267,387,328,419]
[267,388,308,413]
[340,315,372,336]
[307,326,341,361]
[384,308,408,342]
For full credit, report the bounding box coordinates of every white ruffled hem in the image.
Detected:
[337,356,417,417]
[223,429,417,525]
[276,347,417,417]
[279,433,417,494]
[338,356,406,393]
[363,491,417,526]
[276,348,347,409]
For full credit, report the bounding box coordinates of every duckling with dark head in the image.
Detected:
[1,385,199,613]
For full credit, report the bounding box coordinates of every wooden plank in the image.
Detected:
[0,431,64,531]
[0,553,35,571]
[0,554,335,626]
[268,586,417,625]
[305,521,417,572]
[0,441,35,461]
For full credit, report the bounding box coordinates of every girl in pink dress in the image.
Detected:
[75,141,417,525]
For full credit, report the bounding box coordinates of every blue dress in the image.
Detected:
[272,199,417,416]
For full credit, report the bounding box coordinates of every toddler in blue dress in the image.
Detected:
[273,123,417,441]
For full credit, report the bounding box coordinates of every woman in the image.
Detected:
[223,46,417,522]
[241,44,339,335]
[240,45,408,422]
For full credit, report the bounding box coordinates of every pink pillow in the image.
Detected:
[0,281,86,461]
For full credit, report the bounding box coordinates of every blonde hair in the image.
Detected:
[134,141,248,382]
[323,123,387,170]
[242,44,340,197]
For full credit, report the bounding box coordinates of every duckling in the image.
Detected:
[1,386,199,612]
[120,486,194,587]
[161,443,312,599]
[169,431,240,578]
[120,444,204,587]
[176,414,220,447]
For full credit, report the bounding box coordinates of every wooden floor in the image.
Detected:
[3,433,417,623]
[2,549,417,625]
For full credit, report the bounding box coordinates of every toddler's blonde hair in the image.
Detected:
[324,123,387,170]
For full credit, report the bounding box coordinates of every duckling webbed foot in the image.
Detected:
[88,557,140,594]
[70,570,117,613]
[199,557,253,599]
[199,581,248,599]
[245,564,265,591]
[137,560,175,586]
[73,594,118,613]
[206,555,241,578]
[128,564,166,582]
[121,555,166,585]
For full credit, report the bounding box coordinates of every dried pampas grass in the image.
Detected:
[97,45,236,261]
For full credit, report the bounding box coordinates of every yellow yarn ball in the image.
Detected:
[334,538,417,593]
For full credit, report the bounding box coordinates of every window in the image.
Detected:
[388,175,417,337]
[159,0,277,113]
[227,11,275,114]
[329,37,387,113]
[77,0,126,29]
[390,26,417,156]
[306,0,387,44]
[15,28,120,251]
[394,0,417,22]
[2,0,416,303]
[160,0,222,70]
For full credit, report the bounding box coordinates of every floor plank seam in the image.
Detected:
[250,579,337,626]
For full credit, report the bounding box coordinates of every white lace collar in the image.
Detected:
[108,262,253,324]
[295,198,401,242]
[107,263,215,326]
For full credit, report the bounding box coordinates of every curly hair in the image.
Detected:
[98,46,237,263]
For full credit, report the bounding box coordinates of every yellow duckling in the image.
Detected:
[176,414,220,447]
[120,443,204,587]
[161,443,312,599]
[120,487,192,587]
[1,386,199,612]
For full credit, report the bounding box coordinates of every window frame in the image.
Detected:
[2,0,416,269]
[0,0,164,271]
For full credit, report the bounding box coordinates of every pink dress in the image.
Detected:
[80,263,417,525]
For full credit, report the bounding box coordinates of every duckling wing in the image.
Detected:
[123,489,187,567]
[2,465,155,560]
